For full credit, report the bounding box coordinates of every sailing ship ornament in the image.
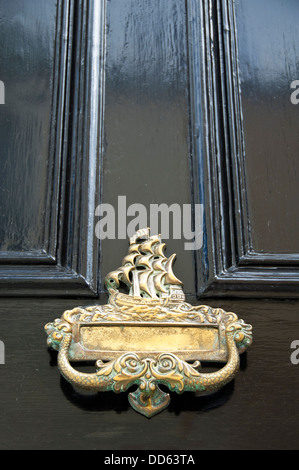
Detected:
[45,228,252,418]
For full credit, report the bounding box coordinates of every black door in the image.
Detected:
[0,0,299,450]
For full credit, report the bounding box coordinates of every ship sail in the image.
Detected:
[153,242,166,257]
[139,270,155,297]
[164,254,183,286]
[135,254,153,270]
[105,265,134,287]
[122,253,139,265]
[153,272,168,294]
[152,258,166,272]
[105,228,184,303]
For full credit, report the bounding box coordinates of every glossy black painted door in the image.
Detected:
[0,0,299,450]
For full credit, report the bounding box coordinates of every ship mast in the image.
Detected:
[132,270,140,297]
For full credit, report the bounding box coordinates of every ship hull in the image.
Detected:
[109,291,187,311]
[112,292,167,308]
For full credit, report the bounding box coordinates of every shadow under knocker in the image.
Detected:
[45,228,252,418]
[57,365,239,416]
[48,351,246,415]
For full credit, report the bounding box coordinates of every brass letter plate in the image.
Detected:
[45,228,252,418]
[70,322,225,362]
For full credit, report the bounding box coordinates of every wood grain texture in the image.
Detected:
[0,297,298,450]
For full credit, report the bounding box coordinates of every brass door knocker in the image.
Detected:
[45,228,252,418]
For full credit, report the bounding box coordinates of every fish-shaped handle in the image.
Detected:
[50,319,250,418]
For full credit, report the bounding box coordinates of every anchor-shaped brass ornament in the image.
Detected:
[45,228,252,418]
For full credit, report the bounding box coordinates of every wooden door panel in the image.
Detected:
[0,0,57,257]
[191,0,299,297]
[0,0,105,296]
[235,0,299,256]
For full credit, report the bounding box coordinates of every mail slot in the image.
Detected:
[68,322,228,362]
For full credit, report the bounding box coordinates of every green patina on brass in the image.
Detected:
[45,228,252,418]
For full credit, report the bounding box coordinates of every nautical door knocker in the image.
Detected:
[45,228,252,418]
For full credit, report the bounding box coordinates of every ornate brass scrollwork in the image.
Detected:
[45,228,252,417]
